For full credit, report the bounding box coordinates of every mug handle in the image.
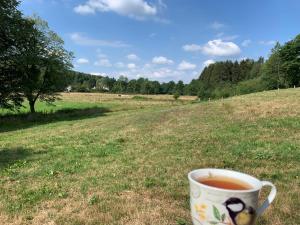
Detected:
[256,181,277,216]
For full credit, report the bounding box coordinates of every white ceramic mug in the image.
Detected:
[188,169,277,225]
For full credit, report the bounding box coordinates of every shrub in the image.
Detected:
[173,92,180,100]
[236,78,266,95]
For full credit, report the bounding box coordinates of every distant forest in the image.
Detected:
[68,34,300,99]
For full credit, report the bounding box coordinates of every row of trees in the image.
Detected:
[68,72,187,95]
[0,0,72,112]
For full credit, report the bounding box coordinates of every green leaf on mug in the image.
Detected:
[209,222,218,225]
[213,206,221,220]
[221,213,226,222]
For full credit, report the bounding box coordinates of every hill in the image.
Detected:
[0,89,299,225]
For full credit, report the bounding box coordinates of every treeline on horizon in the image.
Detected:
[68,38,300,99]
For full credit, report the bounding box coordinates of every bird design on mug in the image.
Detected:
[223,198,256,225]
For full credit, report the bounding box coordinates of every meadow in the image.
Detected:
[0,90,299,225]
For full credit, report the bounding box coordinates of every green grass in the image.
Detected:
[0,90,299,225]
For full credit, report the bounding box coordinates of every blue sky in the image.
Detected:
[20,0,300,83]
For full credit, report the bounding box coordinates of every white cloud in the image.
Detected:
[127,54,140,61]
[211,21,225,30]
[182,44,202,52]
[203,59,215,67]
[151,68,176,78]
[70,33,129,48]
[202,39,241,56]
[115,62,125,68]
[76,58,89,64]
[94,59,112,67]
[90,72,108,76]
[242,39,252,47]
[140,67,183,80]
[74,4,95,14]
[127,63,136,69]
[74,0,158,20]
[259,40,276,45]
[178,60,196,70]
[112,64,196,82]
[152,56,174,65]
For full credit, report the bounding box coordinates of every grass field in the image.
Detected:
[0,90,299,225]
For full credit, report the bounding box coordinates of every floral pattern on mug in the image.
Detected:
[195,203,207,221]
[195,204,234,225]
[209,205,232,225]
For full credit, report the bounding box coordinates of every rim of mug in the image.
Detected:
[188,168,262,193]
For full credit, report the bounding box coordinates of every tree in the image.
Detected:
[261,43,286,89]
[173,92,180,100]
[127,79,137,93]
[185,79,200,96]
[18,16,73,113]
[140,79,151,94]
[0,0,25,109]
[166,81,176,94]
[112,76,128,93]
[279,35,300,87]
[151,81,161,94]
[249,57,264,79]
[175,80,185,95]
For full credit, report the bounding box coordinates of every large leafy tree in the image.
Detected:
[0,0,25,109]
[0,2,73,112]
[18,16,73,113]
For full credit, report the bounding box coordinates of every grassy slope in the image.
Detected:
[0,90,299,225]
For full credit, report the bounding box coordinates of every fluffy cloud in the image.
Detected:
[127,63,136,69]
[76,58,89,64]
[94,59,112,67]
[127,54,139,61]
[242,39,252,47]
[74,4,95,14]
[74,0,158,20]
[210,21,225,30]
[152,56,174,65]
[182,44,202,52]
[178,61,196,70]
[70,33,129,48]
[151,68,179,78]
[203,59,215,67]
[202,39,241,56]
[90,72,108,76]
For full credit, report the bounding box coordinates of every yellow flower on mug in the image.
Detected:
[195,203,207,220]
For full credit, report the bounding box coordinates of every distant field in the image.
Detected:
[0,90,299,225]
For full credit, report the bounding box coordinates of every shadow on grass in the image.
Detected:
[0,148,32,170]
[0,107,111,133]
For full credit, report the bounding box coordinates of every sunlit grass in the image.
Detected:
[0,89,299,225]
